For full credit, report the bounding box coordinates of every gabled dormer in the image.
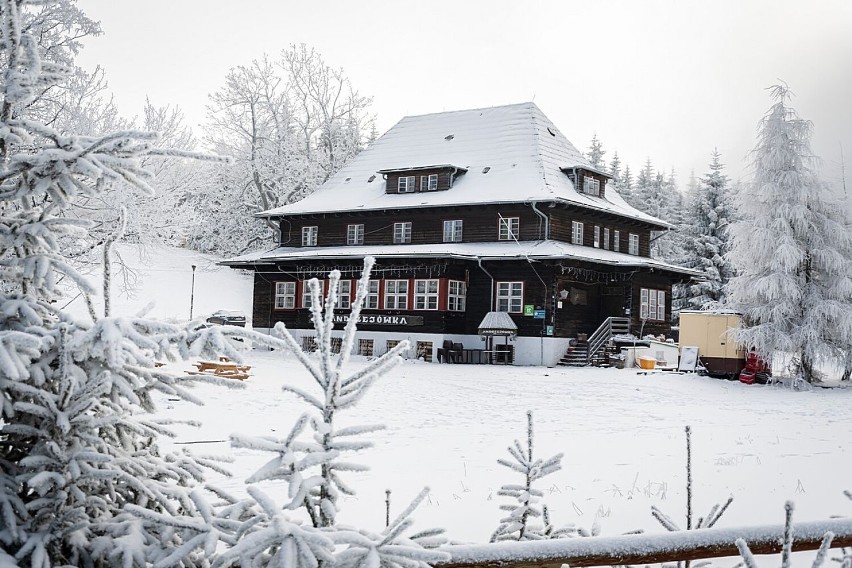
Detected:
[560,166,611,199]
[379,165,467,194]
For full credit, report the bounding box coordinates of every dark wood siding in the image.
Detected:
[284,204,547,247]
[249,257,675,340]
[629,272,675,338]
[549,208,652,256]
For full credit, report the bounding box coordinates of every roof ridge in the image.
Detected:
[399,101,537,121]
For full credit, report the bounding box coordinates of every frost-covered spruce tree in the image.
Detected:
[0,1,242,565]
[679,150,735,310]
[491,411,576,542]
[726,85,852,383]
[221,258,448,567]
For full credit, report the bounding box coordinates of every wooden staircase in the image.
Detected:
[558,317,630,367]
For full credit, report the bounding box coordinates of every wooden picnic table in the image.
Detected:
[188,359,252,380]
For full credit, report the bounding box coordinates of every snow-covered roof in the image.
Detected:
[258,102,670,229]
[222,240,701,277]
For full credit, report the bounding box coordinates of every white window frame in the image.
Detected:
[393,222,412,244]
[603,228,610,250]
[629,233,640,255]
[583,176,600,195]
[498,216,519,241]
[443,219,463,243]
[414,279,440,311]
[572,221,584,245]
[640,288,666,321]
[384,279,408,310]
[302,226,318,247]
[366,280,380,309]
[594,225,601,248]
[347,223,364,245]
[398,176,416,193]
[275,281,296,309]
[448,280,466,312]
[421,174,438,191]
[496,281,524,313]
[337,279,352,309]
[613,230,620,252]
[302,280,325,308]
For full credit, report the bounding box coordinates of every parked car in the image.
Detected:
[206,310,247,327]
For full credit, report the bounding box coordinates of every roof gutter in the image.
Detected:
[529,201,550,240]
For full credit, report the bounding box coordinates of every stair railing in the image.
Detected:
[586,317,630,364]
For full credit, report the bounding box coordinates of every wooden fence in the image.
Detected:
[435,518,852,568]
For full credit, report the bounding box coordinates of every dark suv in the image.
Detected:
[206,310,247,327]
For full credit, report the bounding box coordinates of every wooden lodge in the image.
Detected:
[222,103,698,366]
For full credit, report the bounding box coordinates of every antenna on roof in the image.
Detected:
[532,93,536,102]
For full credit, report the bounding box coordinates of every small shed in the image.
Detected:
[478,311,518,364]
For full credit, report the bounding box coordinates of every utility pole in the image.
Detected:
[190,265,197,320]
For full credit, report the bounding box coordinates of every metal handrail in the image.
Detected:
[586,317,630,364]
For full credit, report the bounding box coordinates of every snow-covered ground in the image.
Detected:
[94,245,852,558]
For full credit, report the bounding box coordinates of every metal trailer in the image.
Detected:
[678,311,745,378]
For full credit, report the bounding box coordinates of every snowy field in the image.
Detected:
[103,246,851,556]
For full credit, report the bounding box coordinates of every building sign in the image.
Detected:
[524,304,534,316]
[533,309,546,319]
[546,325,554,336]
[332,314,424,326]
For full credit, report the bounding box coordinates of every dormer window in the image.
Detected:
[398,176,416,193]
[381,165,467,194]
[421,174,438,191]
[583,176,600,196]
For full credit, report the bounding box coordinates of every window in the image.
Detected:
[302,226,317,247]
[275,282,296,309]
[603,228,610,250]
[302,280,324,308]
[330,337,342,354]
[398,176,416,193]
[572,221,584,245]
[366,280,379,309]
[613,230,620,252]
[414,279,439,310]
[640,288,667,321]
[393,222,412,244]
[594,225,601,248]
[416,341,434,362]
[448,280,466,312]
[629,233,640,255]
[337,279,351,309]
[384,280,408,309]
[496,281,523,313]
[302,336,317,352]
[421,174,438,191]
[347,224,364,245]
[443,220,463,243]
[358,339,374,356]
[499,216,519,240]
[583,176,600,195]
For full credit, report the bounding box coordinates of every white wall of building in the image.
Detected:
[252,328,572,367]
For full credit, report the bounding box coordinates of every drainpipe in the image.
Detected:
[476,257,495,311]
[530,201,550,240]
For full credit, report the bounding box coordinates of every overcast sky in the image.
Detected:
[76,0,852,188]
